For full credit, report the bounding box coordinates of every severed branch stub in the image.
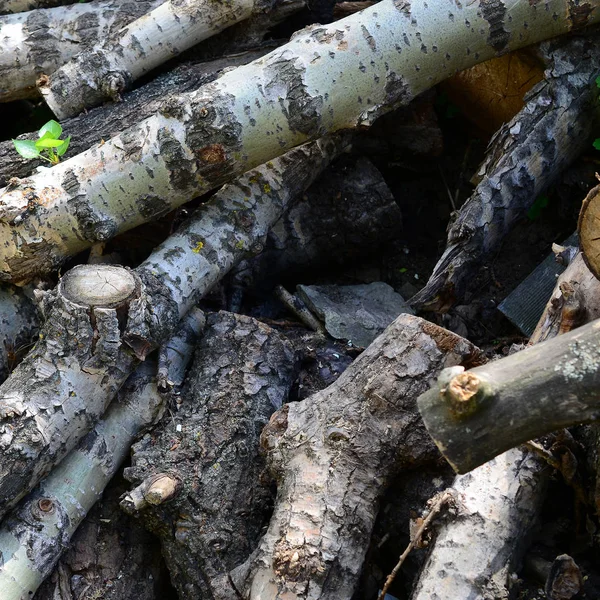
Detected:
[418,318,600,473]
[578,183,600,282]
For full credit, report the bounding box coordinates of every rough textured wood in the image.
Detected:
[418,318,600,473]
[1,0,594,283]
[0,0,163,102]
[233,314,482,599]
[123,311,298,599]
[578,183,600,281]
[40,0,271,118]
[0,0,75,14]
[411,35,600,312]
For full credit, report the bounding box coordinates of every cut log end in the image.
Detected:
[578,183,600,282]
[59,264,139,308]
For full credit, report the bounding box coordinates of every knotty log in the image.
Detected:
[0,0,163,103]
[0,138,343,520]
[411,34,600,312]
[418,317,600,473]
[40,0,286,118]
[231,314,481,599]
[122,311,297,598]
[0,357,168,599]
[2,0,595,284]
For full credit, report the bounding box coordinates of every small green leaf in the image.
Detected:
[38,120,62,140]
[56,136,71,157]
[13,139,41,159]
[35,138,64,149]
[398,267,408,273]
[593,138,600,151]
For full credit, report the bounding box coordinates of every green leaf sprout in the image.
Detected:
[12,120,71,165]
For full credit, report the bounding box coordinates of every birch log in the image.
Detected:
[418,317,600,473]
[122,311,298,598]
[40,0,286,118]
[0,0,163,103]
[0,359,166,600]
[231,314,482,600]
[0,137,344,521]
[410,34,600,312]
[0,0,75,15]
[2,0,596,284]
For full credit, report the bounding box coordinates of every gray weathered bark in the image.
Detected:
[410,35,600,312]
[233,314,482,600]
[1,0,595,283]
[418,317,600,473]
[0,137,343,521]
[122,311,298,599]
[0,0,164,102]
[40,0,291,118]
[0,285,40,383]
[0,357,167,600]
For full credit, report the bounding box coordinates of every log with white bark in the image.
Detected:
[1,0,596,284]
[0,285,39,383]
[0,0,75,15]
[40,0,291,118]
[230,314,482,600]
[122,311,298,598]
[0,358,167,600]
[418,317,600,474]
[410,34,600,312]
[0,0,163,103]
[410,447,547,600]
[0,137,344,521]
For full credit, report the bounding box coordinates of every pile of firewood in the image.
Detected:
[0,0,600,597]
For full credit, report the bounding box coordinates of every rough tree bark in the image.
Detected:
[0,137,344,521]
[0,357,169,600]
[230,314,482,600]
[122,311,298,599]
[0,0,75,15]
[1,0,595,283]
[410,34,600,312]
[0,285,40,383]
[0,0,164,102]
[418,317,600,473]
[40,0,288,118]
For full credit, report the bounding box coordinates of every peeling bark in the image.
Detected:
[0,357,168,600]
[0,0,164,102]
[40,0,285,118]
[122,311,297,599]
[418,317,600,473]
[410,35,600,312]
[233,314,481,600]
[2,0,595,283]
[0,285,40,383]
[0,138,342,521]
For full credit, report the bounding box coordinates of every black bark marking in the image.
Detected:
[25,10,59,75]
[136,195,171,219]
[72,11,101,46]
[479,0,510,53]
[157,127,196,191]
[361,25,377,51]
[385,71,412,106]
[62,170,80,197]
[568,0,593,29]
[264,59,324,138]
[72,198,118,243]
[393,0,411,14]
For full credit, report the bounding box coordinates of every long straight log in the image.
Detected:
[40,0,282,118]
[0,0,163,103]
[1,0,596,284]
[0,137,344,521]
[418,317,600,473]
[410,35,600,312]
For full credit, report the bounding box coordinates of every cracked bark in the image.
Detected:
[0,137,343,521]
[2,0,596,283]
[0,0,164,103]
[231,314,481,600]
[122,311,298,599]
[410,34,600,312]
[40,0,291,118]
[0,356,172,600]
